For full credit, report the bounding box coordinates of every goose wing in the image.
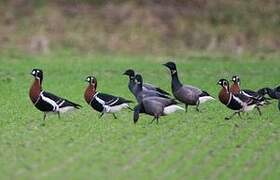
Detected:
[241,89,266,101]
[233,93,259,106]
[43,91,81,109]
[174,85,202,103]
[97,93,132,106]
[143,83,170,95]
[143,96,177,107]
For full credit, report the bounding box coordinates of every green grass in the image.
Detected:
[0,51,280,180]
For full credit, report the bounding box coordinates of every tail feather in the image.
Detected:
[163,105,184,115]
[200,91,211,97]
[199,91,215,104]
[60,99,82,109]
[123,99,133,104]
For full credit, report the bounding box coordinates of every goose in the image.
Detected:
[84,76,133,119]
[123,69,170,96]
[230,75,269,105]
[258,85,280,99]
[218,79,262,120]
[133,74,184,124]
[163,61,215,112]
[29,69,81,120]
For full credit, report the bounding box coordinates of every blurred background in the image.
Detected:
[1,0,280,57]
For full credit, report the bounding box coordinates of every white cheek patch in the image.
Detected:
[32,71,36,75]
[171,70,177,75]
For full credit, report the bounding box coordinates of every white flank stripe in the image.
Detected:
[95,95,105,105]
[109,98,119,106]
[199,96,215,104]
[40,92,58,111]
[57,100,65,107]
[163,105,184,115]
[241,91,253,98]
[232,95,245,107]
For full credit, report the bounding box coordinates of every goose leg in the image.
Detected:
[127,107,134,111]
[238,112,241,118]
[225,112,238,120]
[196,100,200,112]
[149,117,156,124]
[99,112,104,119]
[156,117,159,125]
[113,113,117,119]
[43,113,46,120]
[256,106,262,116]
[185,104,188,112]
[57,112,61,119]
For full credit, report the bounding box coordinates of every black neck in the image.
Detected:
[135,81,143,94]
[171,71,182,92]
[129,77,136,93]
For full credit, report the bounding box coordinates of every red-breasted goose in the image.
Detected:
[218,79,262,120]
[84,76,133,119]
[230,75,269,105]
[29,69,81,120]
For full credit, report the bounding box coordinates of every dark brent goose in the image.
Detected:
[133,74,184,124]
[230,75,269,105]
[84,76,133,119]
[123,69,170,96]
[218,79,262,120]
[29,69,81,120]
[163,61,215,112]
[133,74,171,103]
[123,70,169,103]
[258,85,280,99]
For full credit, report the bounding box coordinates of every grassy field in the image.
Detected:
[0,51,280,179]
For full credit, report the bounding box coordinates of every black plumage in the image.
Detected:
[84,76,133,119]
[258,85,280,99]
[29,69,81,120]
[163,61,215,112]
[134,74,170,103]
[230,75,269,105]
[218,79,262,120]
[123,69,170,98]
[133,74,184,124]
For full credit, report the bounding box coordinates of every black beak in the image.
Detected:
[216,82,220,85]
[122,72,127,75]
[162,63,168,67]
